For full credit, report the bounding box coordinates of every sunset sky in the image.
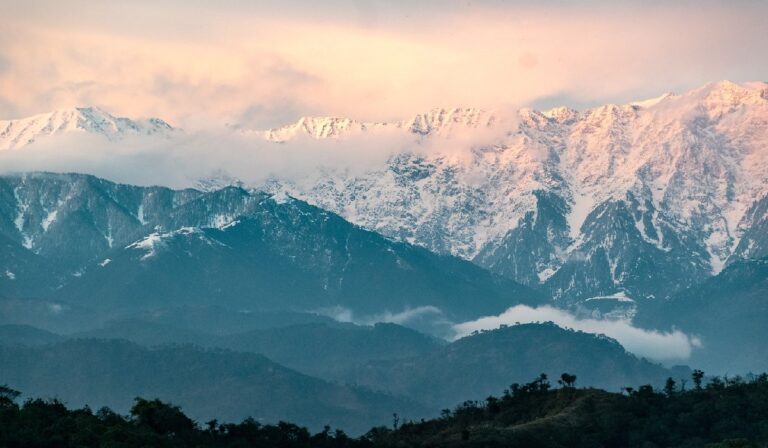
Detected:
[1,0,766,128]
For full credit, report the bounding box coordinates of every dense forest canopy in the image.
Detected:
[2,370,767,448]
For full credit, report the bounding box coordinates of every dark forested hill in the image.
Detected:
[376,372,768,448]
[1,320,684,419]
[337,323,681,409]
[215,322,443,378]
[73,318,443,379]
[2,370,767,448]
[0,324,63,346]
[0,339,425,434]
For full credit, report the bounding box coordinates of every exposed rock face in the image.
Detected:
[254,82,768,305]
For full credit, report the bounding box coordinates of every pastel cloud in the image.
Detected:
[0,1,766,128]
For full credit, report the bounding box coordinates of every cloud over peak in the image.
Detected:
[1,1,766,128]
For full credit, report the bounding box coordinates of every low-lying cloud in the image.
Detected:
[316,302,701,363]
[453,305,702,363]
[0,129,399,189]
[318,305,447,327]
[0,113,519,189]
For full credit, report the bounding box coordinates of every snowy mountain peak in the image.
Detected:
[253,80,768,303]
[404,107,493,135]
[3,80,767,306]
[126,227,212,261]
[257,82,766,146]
[0,106,176,150]
[195,170,247,192]
[541,106,580,122]
[261,107,498,142]
[687,80,767,110]
[263,116,372,142]
[629,92,676,109]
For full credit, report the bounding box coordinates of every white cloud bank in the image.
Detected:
[317,303,701,363]
[0,111,519,189]
[453,305,702,363]
[0,129,401,189]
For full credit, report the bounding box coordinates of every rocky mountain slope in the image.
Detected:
[2,81,766,311]
[252,81,768,307]
[0,173,541,335]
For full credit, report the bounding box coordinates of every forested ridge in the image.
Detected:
[2,370,767,448]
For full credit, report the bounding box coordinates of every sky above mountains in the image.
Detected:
[1,0,766,128]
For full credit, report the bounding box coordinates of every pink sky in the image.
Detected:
[1,1,766,128]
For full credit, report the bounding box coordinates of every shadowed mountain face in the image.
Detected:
[0,324,63,346]
[59,207,541,322]
[0,173,543,336]
[636,256,768,374]
[0,338,426,434]
[0,233,56,298]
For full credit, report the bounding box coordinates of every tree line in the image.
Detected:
[2,370,767,447]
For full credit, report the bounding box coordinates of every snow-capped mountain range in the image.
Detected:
[2,80,767,308]
[256,81,768,306]
[256,107,496,142]
[0,107,174,150]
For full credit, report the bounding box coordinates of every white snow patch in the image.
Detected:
[220,219,241,230]
[41,209,58,232]
[13,187,27,232]
[567,192,595,241]
[584,291,635,303]
[634,214,670,252]
[13,188,32,248]
[211,214,233,229]
[704,230,729,275]
[14,211,25,233]
[537,266,558,283]
[137,204,147,225]
[271,190,292,204]
[608,254,622,285]
[707,250,726,275]
[4,270,15,280]
[99,258,111,267]
[126,227,203,260]
[127,233,164,260]
[630,92,674,108]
